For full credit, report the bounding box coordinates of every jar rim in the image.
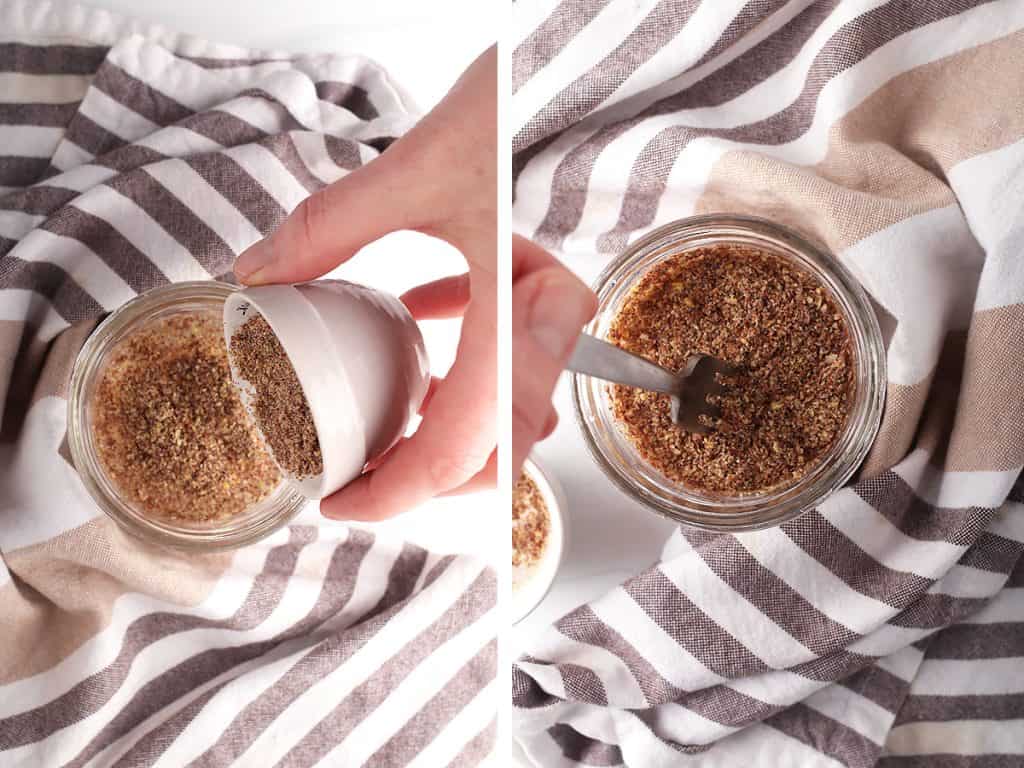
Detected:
[67,281,308,551]
[571,214,886,532]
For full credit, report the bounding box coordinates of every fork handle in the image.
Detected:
[567,333,679,395]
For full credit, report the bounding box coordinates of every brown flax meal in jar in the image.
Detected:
[608,244,853,493]
[92,311,281,523]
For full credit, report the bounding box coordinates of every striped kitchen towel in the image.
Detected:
[512,1,1024,766]
[0,1,496,766]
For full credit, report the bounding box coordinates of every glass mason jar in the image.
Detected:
[572,214,886,532]
[67,281,307,551]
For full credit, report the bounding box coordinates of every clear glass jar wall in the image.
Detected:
[67,281,307,551]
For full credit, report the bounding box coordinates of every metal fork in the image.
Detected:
[568,333,734,433]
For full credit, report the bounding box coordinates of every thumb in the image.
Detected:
[511,240,596,475]
[234,144,437,285]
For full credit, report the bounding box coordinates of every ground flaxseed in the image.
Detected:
[513,471,549,571]
[229,314,323,479]
[608,244,853,493]
[92,311,280,522]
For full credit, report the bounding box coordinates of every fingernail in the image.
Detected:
[529,278,591,359]
[234,237,276,284]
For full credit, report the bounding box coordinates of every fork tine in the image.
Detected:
[672,354,735,430]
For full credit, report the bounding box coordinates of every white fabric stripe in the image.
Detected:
[803,683,892,746]
[49,137,94,172]
[0,528,271,717]
[592,586,727,691]
[141,159,262,251]
[0,124,63,157]
[222,142,309,213]
[736,527,895,636]
[658,553,817,669]
[106,36,246,112]
[847,623,932,658]
[137,124,222,156]
[873,645,927,684]
[725,668,827,713]
[958,587,1024,624]
[0,290,68,340]
[11,227,134,310]
[639,701,740,747]
[611,0,1024,259]
[230,559,487,767]
[892,449,1021,509]
[216,95,293,135]
[948,138,1024,312]
[148,532,402,768]
[0,209,42,240]
[356,140,379,166]
[518,624,647,709]
[403,680,497,768]
[78,85,160,142]
[819,488,967,580]
[253,70,403,140]
[86,529,343,768]
[516,659,568,702]
[323,605,498,766]
[35,162,115,193]
[697,723,845,768]
[289,130,349,185]
[411,550,445,595]
[69,184,209,281]
[0,72,91,103]
[911,657,1024,696]
[886,719,1024,756]
[927,563,1009,600]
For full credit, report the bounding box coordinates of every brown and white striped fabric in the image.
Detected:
[0,2,495,766]
[512,1,1024,765]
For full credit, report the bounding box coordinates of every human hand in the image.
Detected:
[234,46,496,521]
[512,235,596,477]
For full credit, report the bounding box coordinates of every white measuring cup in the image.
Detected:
[223,280,430,500]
